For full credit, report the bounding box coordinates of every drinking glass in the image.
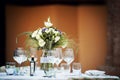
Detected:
[54,48,63,69]
[60,63,70,75]
[72,62,82,76]
[63,48,74,65]
[63,48,74,73]
[5,62,16,75]
[13,47,27,75]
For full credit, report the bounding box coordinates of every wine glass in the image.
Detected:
[13,47,27,75]
[54,48,63,69]
[63,48,74,72]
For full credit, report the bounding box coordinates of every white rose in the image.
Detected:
[38,39,45,47]
[31,30,38,38]
[55,36,60,42]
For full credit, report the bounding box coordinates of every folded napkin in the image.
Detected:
[0,66,5,72]
[85,70,105,76]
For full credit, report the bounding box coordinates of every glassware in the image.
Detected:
[40,49,55,77]
[13,47,27,75]
[54,48,63,69]
[63,48,74,65]
[72,62,82,76]
[5,62,16,75]
[63,48,74,73]
[60,63,70,75]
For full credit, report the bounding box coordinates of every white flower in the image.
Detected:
[36,34,41,40]
[45,28,54,33]
[38,39,46,47]
[38,29,42,35]
[49,28,54,32]
[53,30,59,35]
[55,36,60,42]
[44,17,53,27]
[31,29,38,38]
[25,17,69,50]
[45,28,50,33]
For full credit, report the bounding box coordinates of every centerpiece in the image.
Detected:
[17,17,70,76]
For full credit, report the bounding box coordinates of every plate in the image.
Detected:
[85,70,105,76]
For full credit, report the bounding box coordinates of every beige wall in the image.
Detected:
[5,4,107,72]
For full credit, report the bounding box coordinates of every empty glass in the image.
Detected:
[72,62,82,76]
[5,62,16,75]
[63,48,74,65]
[63,48,74,73]
[60,63,70,74]
[54,48,63,69]
[13,47,27,65]
[13,47,27,75]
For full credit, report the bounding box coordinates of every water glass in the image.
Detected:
[72,62,81,76]
[60,63,70,74]
[5,62,16,75]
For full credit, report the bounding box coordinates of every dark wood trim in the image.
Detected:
[5,0,106,6]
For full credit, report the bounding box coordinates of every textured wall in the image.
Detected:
[99,0,120,76]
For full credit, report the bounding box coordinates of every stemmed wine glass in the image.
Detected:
[63,48,74,72]
[13,47,27,75]
[54,48,63,69]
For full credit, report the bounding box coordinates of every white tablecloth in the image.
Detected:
[0,72,119,80]
[0,66,119,80]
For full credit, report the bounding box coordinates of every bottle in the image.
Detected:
[30,57,35,76]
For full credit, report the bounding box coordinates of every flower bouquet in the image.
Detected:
[16,17,71,76]
[25,17,68,50]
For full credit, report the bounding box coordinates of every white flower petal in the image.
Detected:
[38,39,45,47]
[44,18,53,27]
[54,31,59,35]
[38,41,45,47]
[31,30,38,38]
[36,34,40,40]
[38,29,42,35]
[44,22,53,27]
[45,28,50,33]
[55,36,60,42]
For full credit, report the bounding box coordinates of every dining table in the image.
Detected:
[0,66,119,80]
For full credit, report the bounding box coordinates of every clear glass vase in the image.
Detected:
[40,49,55,77]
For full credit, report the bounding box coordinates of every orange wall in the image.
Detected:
[5,5,107,72]
[77,6,107,72]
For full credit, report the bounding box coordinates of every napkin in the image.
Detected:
[85,70,105,76]
[0,66,5,72]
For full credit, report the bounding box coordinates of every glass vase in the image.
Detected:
[40,49,55,77]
